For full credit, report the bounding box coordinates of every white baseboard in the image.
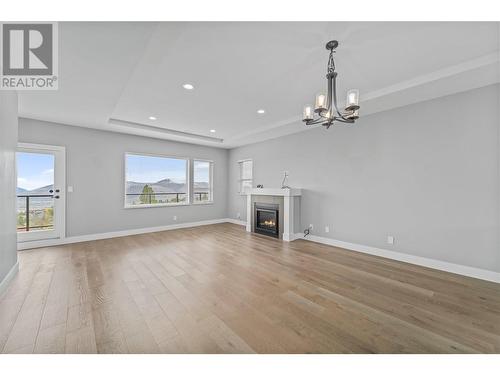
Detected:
[294,233,500,284]
[18,218,230,250]
[0,261,19,298]
[17,219,499,284]
[225,218,246,226]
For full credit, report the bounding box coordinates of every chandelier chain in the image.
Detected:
[327,50,336,76]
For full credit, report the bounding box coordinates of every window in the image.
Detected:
[125,153,188,207]
[193,160,213,203]
[16,152,55,232]
[238,159,253,194]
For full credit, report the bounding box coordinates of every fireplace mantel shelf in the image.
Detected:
[245,188,302,197]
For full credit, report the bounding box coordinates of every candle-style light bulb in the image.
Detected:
[315,93,327,112]
[303,106,313,121]
[345,89,360,111]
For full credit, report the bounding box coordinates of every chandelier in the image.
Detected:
[302,40,360,128]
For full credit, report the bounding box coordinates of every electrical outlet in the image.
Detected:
[387,235,394,245]
[67,186,73,193]
[173,216,177,221]
[284,170,289,177]
[309,224,313,230]
[325,225,330,233]
[236,212,241,219]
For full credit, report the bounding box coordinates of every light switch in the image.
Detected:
[67,186,73,193]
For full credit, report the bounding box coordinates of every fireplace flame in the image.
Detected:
[262,220,276,227]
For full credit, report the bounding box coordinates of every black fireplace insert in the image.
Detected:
[254,203,279,238]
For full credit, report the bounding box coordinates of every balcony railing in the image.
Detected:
[194,192,210,202]
[125,192,186,205]
[17,194,54,232]
[17,191,212,231]
[125,192,210,205]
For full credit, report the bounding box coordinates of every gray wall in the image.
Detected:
[19,119,229,237]
[0,92,18,286]
[228,85,500,273]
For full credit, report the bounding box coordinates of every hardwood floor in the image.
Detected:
[1,223,499,353]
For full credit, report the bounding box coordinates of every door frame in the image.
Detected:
[16,142,66,245]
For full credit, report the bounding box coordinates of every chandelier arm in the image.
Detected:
[318,111,330,119]
[333,116,354,124]
[331,66,354,121]
[304,117,325,126]
[334,111,352,122]
[327,76,333,113]
[331,73,343,117]
[309,116,335,126]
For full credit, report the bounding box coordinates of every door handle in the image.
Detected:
[49,189,54,193]
[54,195,60,199]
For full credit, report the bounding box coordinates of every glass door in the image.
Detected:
[16,143,65,243]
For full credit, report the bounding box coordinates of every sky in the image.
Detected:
[17,152,54,191]
[194,160,209,183]
[126,154,209,183]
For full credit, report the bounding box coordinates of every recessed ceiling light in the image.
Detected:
[183,83,194,90]
[210,129,216,133]
[148,116,157,120]
[257,109,265,114]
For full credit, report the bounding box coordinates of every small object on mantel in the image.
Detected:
[281,171,291,189]
[257,184,264,188]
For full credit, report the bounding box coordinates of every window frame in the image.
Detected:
[237,159,253,195]
[192,159,214,205]
[124,152,190,209]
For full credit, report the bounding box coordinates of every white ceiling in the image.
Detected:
[19,22,500,148]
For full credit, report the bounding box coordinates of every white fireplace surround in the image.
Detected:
[246,188,302,241]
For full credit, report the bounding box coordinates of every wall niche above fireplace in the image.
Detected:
[254,203,279,238]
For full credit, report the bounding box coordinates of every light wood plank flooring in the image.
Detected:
[1,223,499,353]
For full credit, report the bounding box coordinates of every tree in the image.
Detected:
[44,207,54,228]
[139,184,156,204]
[17,212,26,229]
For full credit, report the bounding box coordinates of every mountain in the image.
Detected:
[154,178,186,193]
[193,182,209,192]
[30,184,54,194]
[126,179,186,194]
[16,184,53,195]
[126,179,209,195]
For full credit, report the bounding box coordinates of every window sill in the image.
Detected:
[192,201,214,206]
[124,202,190,209]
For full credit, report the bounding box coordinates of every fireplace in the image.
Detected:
[254,203,279,238]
